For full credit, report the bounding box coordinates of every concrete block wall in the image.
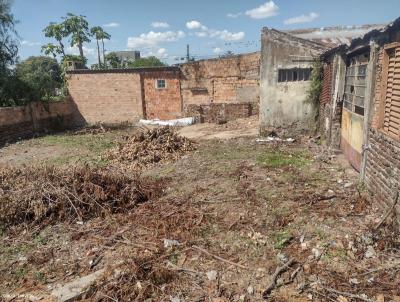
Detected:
[0,101,79,146]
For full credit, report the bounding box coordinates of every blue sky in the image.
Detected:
[13,0,400,65]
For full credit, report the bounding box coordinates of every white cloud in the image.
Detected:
[227,13,241,18]
[186,20,207,30]
[209,30,245,41]
[21,40,41,46]
[103,22,120,28]
[127,30,185,49]
[195,32,208,38]
[67,46,95,57]
[187,20,245,41]
[284,12,319,25]
[152,21,170,28]
[245,1,279,19]
[213,47,223,54]
[157,48,168,58]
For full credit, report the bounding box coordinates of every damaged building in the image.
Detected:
[319,18,400,210]
[259,28,326,134]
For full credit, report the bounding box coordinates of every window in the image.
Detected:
[379,43,400,139]
[278,68,312,83]
[343,53,368,116]
[156,79,166,89]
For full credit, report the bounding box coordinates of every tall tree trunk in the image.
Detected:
[78,41,84,63]
[59,40,66,57]
[101,39,106,68]
[96,39,101,68]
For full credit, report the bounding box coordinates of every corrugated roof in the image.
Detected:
[285,24,386,47]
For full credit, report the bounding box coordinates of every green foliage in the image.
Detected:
[43,22,67,56]
[105,52,121,68]
[0,0,18,68]
[63,13,91,61]
[272,231,293,249]
[15,56,62,102]
[127,56,166,68]
[307,58,323,105]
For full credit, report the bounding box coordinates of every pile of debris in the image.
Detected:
[0,165,163,228]
[108,127,196,170]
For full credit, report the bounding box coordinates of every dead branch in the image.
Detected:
[320,285,374,302]
[356,261,400,277]
[374,191,399,230]
[262,258,296,299]
[191,245,248,269]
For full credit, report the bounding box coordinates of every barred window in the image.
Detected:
[278,68,312,83]
[343,54,368,116]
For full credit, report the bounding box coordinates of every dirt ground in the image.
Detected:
[0,118,399,302]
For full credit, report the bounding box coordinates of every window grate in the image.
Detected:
[278,68,312,83]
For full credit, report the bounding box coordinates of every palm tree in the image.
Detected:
[90,26,103,68]
[63,13,91,62]
[43,22,67,57]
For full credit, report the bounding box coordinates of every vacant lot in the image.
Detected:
[0,120,399,302]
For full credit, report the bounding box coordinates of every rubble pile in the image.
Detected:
[108,127,195,170]
[0,165,162,228]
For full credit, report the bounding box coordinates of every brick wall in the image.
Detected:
[68,71,144,124]
[142,70,182,120]
[180,52,260,108]
[184,103,255,123]
[0,101,80,146]
[365,48,400,212]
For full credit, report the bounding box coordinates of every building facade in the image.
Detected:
[259,28,326,134]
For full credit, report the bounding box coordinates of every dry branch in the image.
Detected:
[191,245,248,269]
[262,258,296,299]
[374,191,399,230]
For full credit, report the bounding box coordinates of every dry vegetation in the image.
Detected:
[0,124,399,302]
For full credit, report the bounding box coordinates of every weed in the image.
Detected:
[257,151,310,168]
[272,231,293,249]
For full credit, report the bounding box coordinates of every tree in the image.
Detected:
[105,52,121,68]
[41,43,62,59]
[90,26,110,68]
[15,56,62,102]
[127,56,165,68]
[63,13,91,62]
[43,22,67,57]
[0,0,19,107]
[0,0,18,68]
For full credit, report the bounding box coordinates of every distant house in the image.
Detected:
[114,50,141,66]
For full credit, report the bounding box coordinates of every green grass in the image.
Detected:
[256,151,310,168]
[272,231,293,249]
[28,132,119,167]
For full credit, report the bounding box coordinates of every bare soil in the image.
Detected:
[0,119,399,302]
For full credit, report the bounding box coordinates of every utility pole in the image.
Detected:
[186,44,190,62]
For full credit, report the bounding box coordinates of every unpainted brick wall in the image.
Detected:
[180,52,260,107]
[184,103,255,123]
[68,72,143,124]
[365,48,400,212]
[0,101,79,146]
[142,71,182,120]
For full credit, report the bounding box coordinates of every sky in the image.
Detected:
[12,0,400,65]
